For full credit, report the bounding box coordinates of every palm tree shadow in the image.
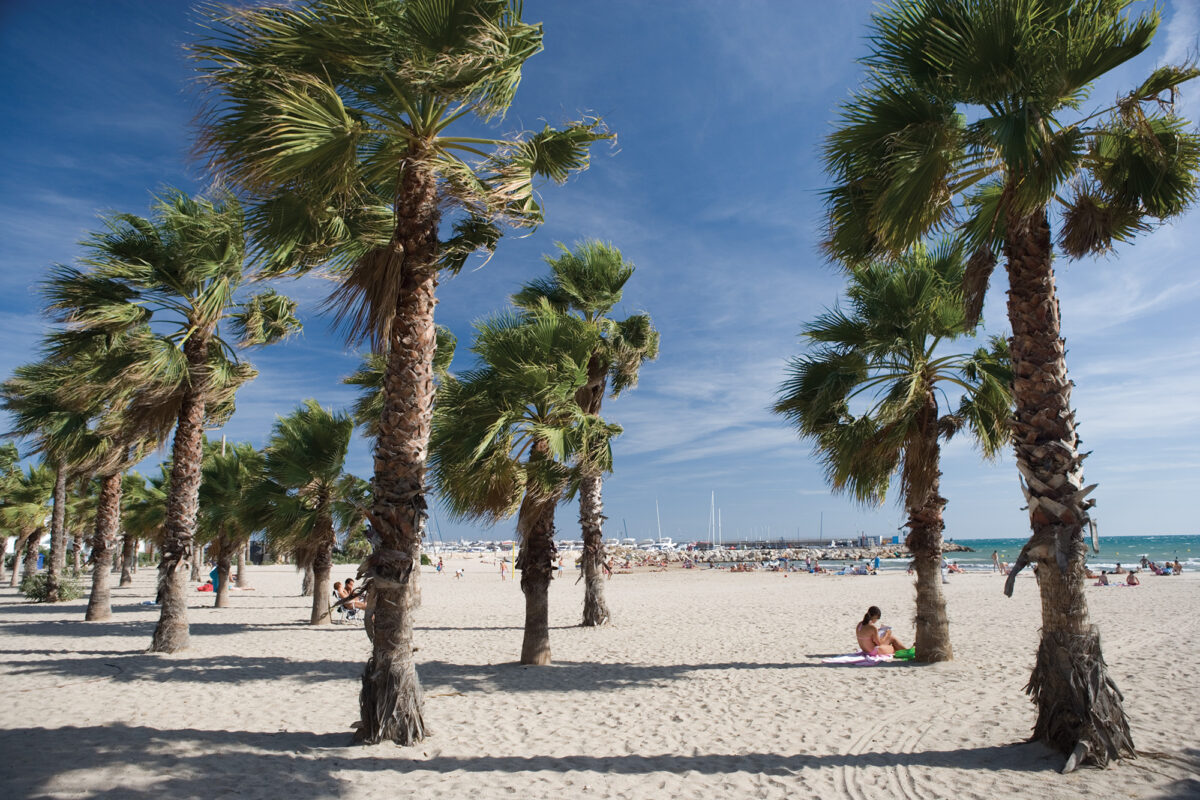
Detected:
[1,722,1128,800]
[4,653,360,684]
[420,659,818,693]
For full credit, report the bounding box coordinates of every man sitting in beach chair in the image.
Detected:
[333,581,362,622]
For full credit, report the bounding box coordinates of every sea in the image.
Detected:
[875,534,1199,573]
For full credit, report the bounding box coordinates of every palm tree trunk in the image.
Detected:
[578,471,610,626]
[0,535,7,584]
[118,534,136,587]
[72,533,84,574]
[190,544,204,582]
[310,524,334,625]
[150,333,211,653]
[214,536,233,608]
[44,463,68,601]
[9,533,29,586]
[300,562,314,596]
[1004,208,1131,770]
[517,470,561,665]
[236,542,248,588]
[356,160,439,746]
[904,418,951,662]
[85,474,123,621]
[22,530,41,582]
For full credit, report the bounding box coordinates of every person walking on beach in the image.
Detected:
[499,559,507,581]
[992,551,1000,573]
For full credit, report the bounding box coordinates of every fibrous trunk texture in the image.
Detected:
[190,545,203,583]
[150,333,211,653]
[578,471,610,626]
[45,464,68,602]
[8,534,29,586]
[73,534,84,574]
[21,531,41,584]
[310,524,334,625]
[85,474,124,621]
[1004,208,1131,769]
[236,543,249,588]
[356,160,439,746]
[301,563,314,596]
[0,535,7,583]
[119,535,136,587]
[517,483,560,665]
[904,408,951,663]
[214,536,233,609]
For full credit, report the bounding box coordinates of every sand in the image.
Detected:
[1,556,1197,800]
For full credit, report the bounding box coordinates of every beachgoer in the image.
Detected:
[1095,570,1109,586]
[873,555,880,573]
[992,550,1000,572]
[499,560,507,581]
[436,557,444,574]
[1174,559,1184,574]
[1114,562,1125,574]
[856,605,907,655]
[940,557,949,584]
[340,578,366,610]
[1127,571,1140,586]
[455,567,464,579]
[603,558,613,579]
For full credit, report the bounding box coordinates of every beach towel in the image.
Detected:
[822,651,893,666]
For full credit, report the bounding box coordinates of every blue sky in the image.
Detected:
[1,1,1198,543]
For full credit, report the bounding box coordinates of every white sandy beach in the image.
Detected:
[1,558,1197,800]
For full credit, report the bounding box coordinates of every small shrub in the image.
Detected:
[420,553,432,566]
[20,572,85,603]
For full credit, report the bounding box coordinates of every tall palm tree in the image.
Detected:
[431,311,618,664]
[512,241,658,626]
[43,190,300,648]
[774,243,1011,662]
[248,401,359,625]
[821,1,1200,768]
[198,440,264,608]
[192,0,610,743]
[0,463,55,587]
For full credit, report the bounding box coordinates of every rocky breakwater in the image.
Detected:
[604,542,974,566]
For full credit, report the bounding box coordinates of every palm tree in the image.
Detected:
[198,440,264,608]
[0,443,20,583]
[249,401,359,625]
[0,359,101,602]
[431,311,618,664]
[43,190,300,648]
[774,243,1011,662]
[822,1,1200,768]
[512,241,658,626]
[192,0,610,743]
[0,463,55,587]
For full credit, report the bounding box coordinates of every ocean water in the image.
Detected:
[928,534,1200,573]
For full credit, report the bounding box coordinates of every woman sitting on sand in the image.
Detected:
[856,606,907,656]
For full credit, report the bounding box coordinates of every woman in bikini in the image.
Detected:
[856,605,907,655]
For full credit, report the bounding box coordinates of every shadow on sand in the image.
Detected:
[4,722,1166,800]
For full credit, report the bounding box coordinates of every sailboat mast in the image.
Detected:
[656,498,663,541]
